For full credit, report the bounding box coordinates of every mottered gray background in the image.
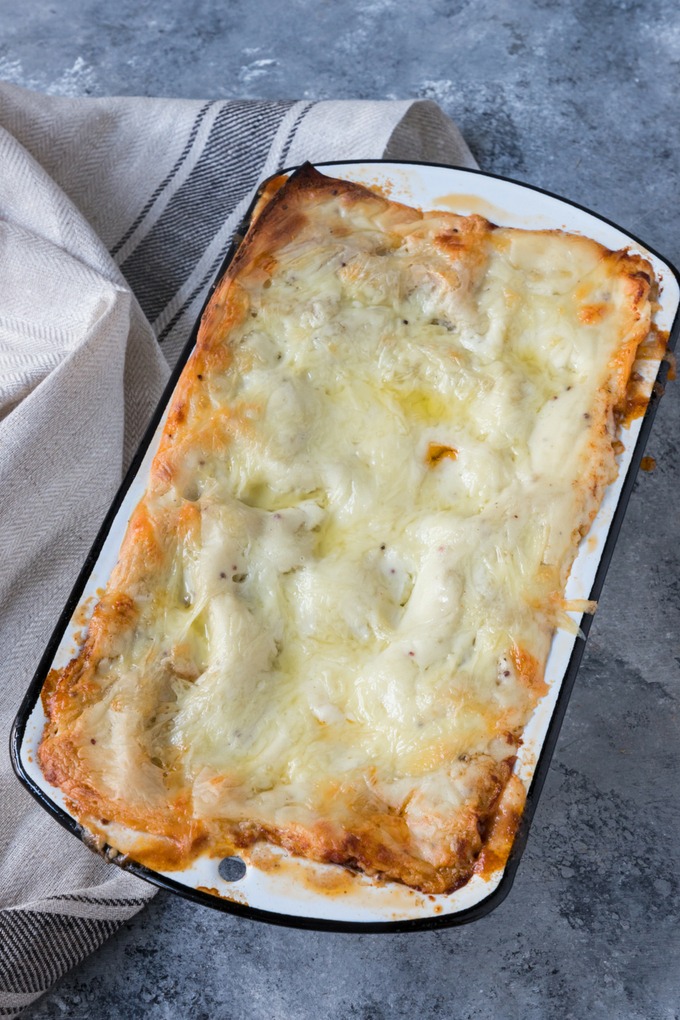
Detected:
[2,1,680,1018]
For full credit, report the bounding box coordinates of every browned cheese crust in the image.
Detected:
[39,165,655,893]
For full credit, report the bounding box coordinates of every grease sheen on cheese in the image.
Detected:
[40,168,652,892]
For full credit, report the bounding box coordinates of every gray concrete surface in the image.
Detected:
[3,0,680,1017]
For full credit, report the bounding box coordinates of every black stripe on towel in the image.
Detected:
[110,100,214,258]
[120,100,294,327]
[156,100,316,347]
[0,909,120,1012]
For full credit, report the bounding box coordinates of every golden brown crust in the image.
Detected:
[38,165,657,895]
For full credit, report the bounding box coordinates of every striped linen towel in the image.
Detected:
[0,83,476,1017]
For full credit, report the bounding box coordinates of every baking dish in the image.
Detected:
[11,160,680,932]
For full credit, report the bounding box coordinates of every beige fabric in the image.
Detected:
[0,83,476,1015]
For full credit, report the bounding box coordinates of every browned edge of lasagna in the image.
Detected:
[38,164,657,895]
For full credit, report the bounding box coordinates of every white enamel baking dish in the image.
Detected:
[12,160,680,932]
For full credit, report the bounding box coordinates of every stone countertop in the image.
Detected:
[4,1,679,1017]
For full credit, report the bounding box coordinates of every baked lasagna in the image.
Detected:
[39,164,656,895]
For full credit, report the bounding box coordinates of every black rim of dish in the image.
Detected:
[10,159,680,934]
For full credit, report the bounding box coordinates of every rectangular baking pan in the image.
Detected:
[11,160,680,932]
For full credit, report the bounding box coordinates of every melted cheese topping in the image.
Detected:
[40,168,653,892]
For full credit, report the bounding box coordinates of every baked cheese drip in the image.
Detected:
[40,166,654,893]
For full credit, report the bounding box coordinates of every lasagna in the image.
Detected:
[39,164,655,895]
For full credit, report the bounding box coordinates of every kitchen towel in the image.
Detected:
[0,82,476,1017]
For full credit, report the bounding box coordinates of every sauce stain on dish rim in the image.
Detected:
[433,191,514,223]
[431,191,562,228]
[237,840,511,909]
